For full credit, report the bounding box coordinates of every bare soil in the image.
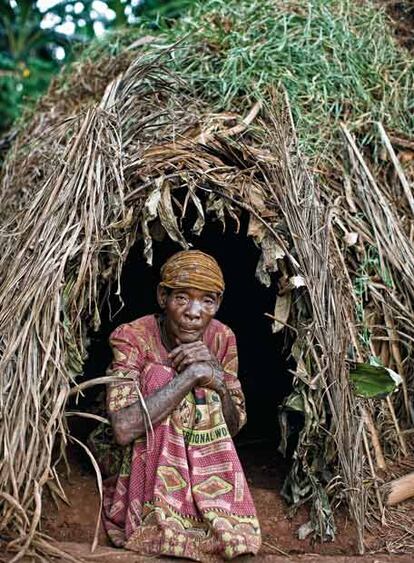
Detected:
[41,443,362,558]
[44,542,414,563]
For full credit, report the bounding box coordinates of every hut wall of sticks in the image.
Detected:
[1,0,414,559]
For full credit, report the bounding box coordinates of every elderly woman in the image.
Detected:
[102,250,261,560]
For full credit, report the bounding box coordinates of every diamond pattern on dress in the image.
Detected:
[193,475,233,498]
[157,465,187,492]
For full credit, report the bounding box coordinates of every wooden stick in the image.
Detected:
[351,323,386,472]
[382,303,412,424]
[225,100,262,136]
[386,472,414,506]
[362,427,385,523]
[361,406,386,471]
[367,335,407,459]
[377,122,414,215]
[386,396,408,456]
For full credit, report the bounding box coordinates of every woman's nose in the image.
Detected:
[185,300,202,319]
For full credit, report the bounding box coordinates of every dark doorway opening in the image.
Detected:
[75,212,294,446]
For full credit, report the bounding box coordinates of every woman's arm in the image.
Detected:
[111,361,241,445]
[214,378,242,437]
[111,370,197,446]
[193,362,242,437]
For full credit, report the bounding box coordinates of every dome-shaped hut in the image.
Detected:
[1,1,414,560]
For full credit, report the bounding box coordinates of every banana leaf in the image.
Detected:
[349,363,401,399]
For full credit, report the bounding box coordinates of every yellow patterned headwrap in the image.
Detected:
[160,250,225,295]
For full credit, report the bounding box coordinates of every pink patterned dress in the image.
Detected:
[103,314,261,560]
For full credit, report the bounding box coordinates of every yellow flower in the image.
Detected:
[22,68,30,78]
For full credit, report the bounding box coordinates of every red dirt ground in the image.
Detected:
[45,543,414,563]
[40,443,368,559]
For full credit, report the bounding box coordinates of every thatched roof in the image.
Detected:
[1,1,414,560]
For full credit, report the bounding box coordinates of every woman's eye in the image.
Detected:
[203,299,214,306]
[176,295,187,303]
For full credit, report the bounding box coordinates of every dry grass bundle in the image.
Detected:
[260,100,366,550]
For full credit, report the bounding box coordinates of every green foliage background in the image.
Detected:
[0,0,194,134]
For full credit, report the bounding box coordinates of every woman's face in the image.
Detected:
[157,286,221,345]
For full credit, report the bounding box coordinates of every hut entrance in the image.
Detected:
[79,213,295,444]
[44,215,327,554]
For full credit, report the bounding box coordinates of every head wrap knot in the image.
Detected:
[160,250,225,295]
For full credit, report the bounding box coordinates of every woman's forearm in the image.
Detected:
[216,384,242,437]
[111,371,196,446]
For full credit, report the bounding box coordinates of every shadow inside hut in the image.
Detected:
[75,211,297,443]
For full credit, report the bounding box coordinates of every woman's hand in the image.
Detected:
[169,341,217,373]
[181,361,226,395]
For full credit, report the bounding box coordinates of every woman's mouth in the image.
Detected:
[180,326,201,334]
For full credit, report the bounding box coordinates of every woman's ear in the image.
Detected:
[157,285,168,309]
